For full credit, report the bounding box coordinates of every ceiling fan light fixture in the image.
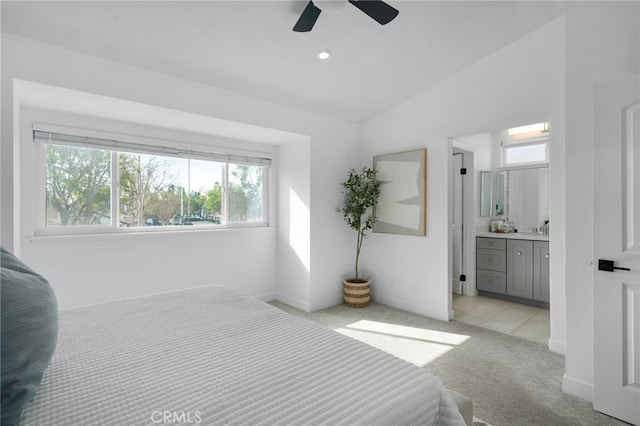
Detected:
[318,49,332,60]
[293,0,399,32]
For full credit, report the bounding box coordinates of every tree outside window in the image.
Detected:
[44,144,266,230]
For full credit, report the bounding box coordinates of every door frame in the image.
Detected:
[452,151,465,295]
[449,140,476,300]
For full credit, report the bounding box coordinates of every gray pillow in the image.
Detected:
[1,246,58,426]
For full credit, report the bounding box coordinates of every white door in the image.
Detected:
[593,73,640,425]
[452,153,464,295]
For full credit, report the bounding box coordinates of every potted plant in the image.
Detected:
[341,167,381,307]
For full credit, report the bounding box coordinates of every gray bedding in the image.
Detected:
[21,285,465,425]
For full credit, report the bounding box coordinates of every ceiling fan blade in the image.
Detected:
[293,1,322,32]
[348,0,399,25]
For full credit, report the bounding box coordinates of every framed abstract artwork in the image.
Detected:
[373,149,427,236]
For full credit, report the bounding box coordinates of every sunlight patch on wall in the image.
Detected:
[289,187,310,272]
[336,320,469,367]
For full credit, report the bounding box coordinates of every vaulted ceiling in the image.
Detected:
[1,1,565,123]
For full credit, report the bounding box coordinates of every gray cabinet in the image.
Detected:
[477,249,507,272]
[476,270,507,294]
[476,236,549,306]
[506,240,533,298]
[533,241,550,302]
[476,237,506,294]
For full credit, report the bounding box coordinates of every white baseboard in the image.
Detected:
[548,338,566,355]
[310,295,343,312]
[275,293,311,312]
[562,374,593,403]
[255,293,276,302]
[373,293,449,321]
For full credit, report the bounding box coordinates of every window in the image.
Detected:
[501,139,549,168]
[35,128,270,234]
[227,163,265,223]
[45,144,112,226]
[501,122,550,168]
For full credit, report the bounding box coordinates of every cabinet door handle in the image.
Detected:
[516,251,522,256]
[545,254,549,259]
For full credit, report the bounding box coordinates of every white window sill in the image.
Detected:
[28,225,274,244]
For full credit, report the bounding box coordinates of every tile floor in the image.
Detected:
[452,293,550,345]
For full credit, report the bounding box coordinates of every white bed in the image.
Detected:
[20,285,465,425]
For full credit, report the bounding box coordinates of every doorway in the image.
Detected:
[448,127,553,347]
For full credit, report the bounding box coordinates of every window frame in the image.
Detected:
[34,124,271,236]
[499,137,549,169]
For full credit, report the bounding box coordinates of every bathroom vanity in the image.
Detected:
[476,232,549,308]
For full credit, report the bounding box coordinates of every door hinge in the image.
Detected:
[460,168,467,175]
[460,274,466,282]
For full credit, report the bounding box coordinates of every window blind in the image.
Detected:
[33,130,272,167]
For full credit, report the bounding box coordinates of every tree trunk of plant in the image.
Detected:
[355,229,365,280]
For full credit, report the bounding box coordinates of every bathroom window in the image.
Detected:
[501,139,549,168]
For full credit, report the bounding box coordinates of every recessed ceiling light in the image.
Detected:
[318,49,331,60]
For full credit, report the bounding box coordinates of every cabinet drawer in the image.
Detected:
[477,249,507,272]
[477,270,507,294]
[477,237,506,250]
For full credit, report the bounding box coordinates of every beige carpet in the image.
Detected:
[269,300,627,426]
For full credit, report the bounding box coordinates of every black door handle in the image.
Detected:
[598,259,631,272]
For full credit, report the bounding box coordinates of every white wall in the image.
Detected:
[1,34,360,309]
[309,124,362,311]
[562,1,640,402]
[360,18,565,322]
[276,138,311,309]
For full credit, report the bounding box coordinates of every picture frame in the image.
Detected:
[373,148,427,236]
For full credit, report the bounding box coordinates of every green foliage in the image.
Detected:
[341,167,381,280]
[228,165,263,222]
[46,147,262,227]
[46,145,111,225]
[119,153,178,226]
[205,182,223,216]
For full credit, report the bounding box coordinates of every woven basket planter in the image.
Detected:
[343,279,371,308]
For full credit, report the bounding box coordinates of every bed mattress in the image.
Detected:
[20,285,464,425]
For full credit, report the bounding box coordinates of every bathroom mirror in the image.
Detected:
[480,171,493,216]
[495,171,506,216]
[505,167,549,232]
[480,170,507,217]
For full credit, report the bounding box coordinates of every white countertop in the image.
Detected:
[476,231,549,241]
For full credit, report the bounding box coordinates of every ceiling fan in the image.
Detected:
[293,0,399,32]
